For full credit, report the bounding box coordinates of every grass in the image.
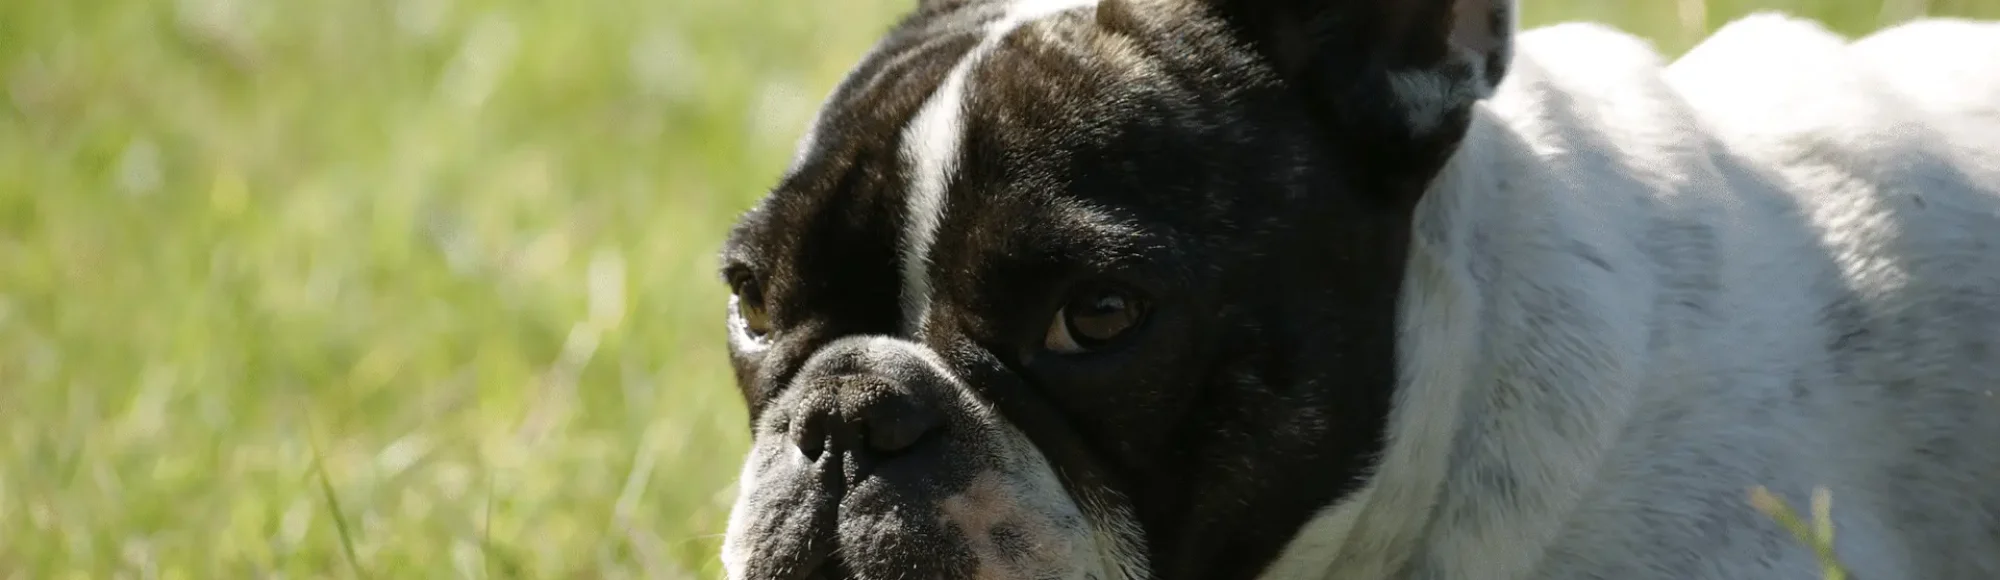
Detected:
[1751,486,1851,580]
[1,0,1994,577]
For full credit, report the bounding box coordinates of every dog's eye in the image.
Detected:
[1044,286,1148,354]
[736,293,772,338]
[727,271,773,340]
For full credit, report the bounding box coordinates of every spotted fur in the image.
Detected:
[716,0,2000,578]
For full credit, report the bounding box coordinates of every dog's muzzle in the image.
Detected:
[722,336,1145,580]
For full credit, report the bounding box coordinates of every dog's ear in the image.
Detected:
[918,0,995,12]
[1197,0,1515,196]
[1202,0,1513,99]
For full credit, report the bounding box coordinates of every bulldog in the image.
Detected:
[711,0,2000,578]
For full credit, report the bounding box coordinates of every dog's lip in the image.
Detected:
[805,552,851,580]
[738,471,845,580]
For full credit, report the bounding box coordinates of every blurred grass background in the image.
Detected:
[0,0,1995,577]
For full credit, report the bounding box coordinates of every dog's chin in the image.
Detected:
[717,334,1151,580]
[730,509,1111,580]
[724,444,1146,580]
[795,553,854,580]
[828,482,982,580]
[736,535,944,580]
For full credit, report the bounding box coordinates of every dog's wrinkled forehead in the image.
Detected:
[726,0,1284,331]
[784,0,1190,175]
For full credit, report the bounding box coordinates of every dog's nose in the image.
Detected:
[787,337,950,471]
[791,387,944,462]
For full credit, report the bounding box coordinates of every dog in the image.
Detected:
[712,0,2000,577]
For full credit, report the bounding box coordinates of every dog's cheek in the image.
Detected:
[720,447,770,580]
[722,444,835,580]
[939,469,1099,580]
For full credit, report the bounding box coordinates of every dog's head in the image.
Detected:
[716,0,1514,578]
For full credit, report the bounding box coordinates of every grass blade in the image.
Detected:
[305,415,367,579]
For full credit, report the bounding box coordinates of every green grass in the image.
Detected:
[1,0,1995,577]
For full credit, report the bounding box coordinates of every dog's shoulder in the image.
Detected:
[1660,13,2000,298]
[1491,21,1691,135]
[1663,14,1916,157]
[1849,18,2000,174]
[1508,20,1675,86]
[1662,13,2000,181]
[1850,18,2000,118]
[1660,13,2000,279]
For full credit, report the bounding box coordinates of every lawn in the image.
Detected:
[2,0,1995,577]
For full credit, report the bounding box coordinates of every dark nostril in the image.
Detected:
[792,413,829,462]
[788,382,948,474]
[861,396,943,456]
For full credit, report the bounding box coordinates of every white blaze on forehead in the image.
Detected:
[897,0,1103,336]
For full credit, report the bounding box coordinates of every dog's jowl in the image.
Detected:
[713,0,2000,577]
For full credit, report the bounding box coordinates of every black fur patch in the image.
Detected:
[721,0,1507,578]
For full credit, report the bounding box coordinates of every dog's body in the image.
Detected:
[1264,15,2000,580]
[715,0,2000,578]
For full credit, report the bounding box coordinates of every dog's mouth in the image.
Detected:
[720,336,1149,580]
[763,523,970,580]
[726,481,980,580]
[727,474,1129,580]
[804,552,851,580]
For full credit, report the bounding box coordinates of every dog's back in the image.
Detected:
[1604,15,2000,578]
[1663,16,2000,579]
[1420,15,2000,579]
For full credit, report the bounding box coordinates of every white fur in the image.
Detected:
[1262,14,2000,580]
[898,0,1104,336]
[891,1,1161,555]
[897,64,967,336]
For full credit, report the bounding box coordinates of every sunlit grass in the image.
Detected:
[1,0,1995,576]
